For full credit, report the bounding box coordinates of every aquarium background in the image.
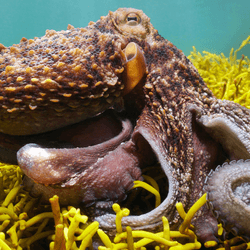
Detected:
[0,0,249,58]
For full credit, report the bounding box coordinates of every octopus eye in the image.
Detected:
[126,13,141,25]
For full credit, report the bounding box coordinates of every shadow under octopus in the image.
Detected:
[0,7,250,245]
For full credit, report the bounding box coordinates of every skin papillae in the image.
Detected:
[1,8,250,245]
[0,20,130,135]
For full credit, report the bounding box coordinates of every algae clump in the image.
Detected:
[188,36,250,107]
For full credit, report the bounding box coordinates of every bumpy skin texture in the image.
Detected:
[1,8,250,244]
[0,23,126,135]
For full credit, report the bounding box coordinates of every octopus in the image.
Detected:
[0,7,250,245]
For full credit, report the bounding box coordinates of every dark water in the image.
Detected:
[0,0,249,58]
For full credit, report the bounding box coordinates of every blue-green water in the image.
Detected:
[0,0,249,58]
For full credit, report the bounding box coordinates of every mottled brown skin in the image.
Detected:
[89,8,250,243]
[1,8,250,246]
[0,23,126,135]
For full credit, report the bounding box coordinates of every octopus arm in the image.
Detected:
[196,99,250,160]
[205,160,250,241]
[17,113,145,205]
[96,106,179,231]
[193,99,250,240]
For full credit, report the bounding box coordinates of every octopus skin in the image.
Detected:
[0,7,250,245]
[0,22,145,135]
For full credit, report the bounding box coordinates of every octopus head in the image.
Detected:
[110,8,151,39]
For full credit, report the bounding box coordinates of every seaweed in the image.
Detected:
[188,36,250,106]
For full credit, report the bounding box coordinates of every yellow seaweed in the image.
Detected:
[188,36,250,107]
[132,178,161,208]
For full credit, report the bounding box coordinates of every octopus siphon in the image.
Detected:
[0,7,250,245]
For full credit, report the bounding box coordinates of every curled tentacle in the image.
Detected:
[18,112,144,205]
[205,160,250,241]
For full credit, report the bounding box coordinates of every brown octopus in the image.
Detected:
[0,7,250,245]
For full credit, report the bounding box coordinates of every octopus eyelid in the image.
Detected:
[126,13,141,25]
